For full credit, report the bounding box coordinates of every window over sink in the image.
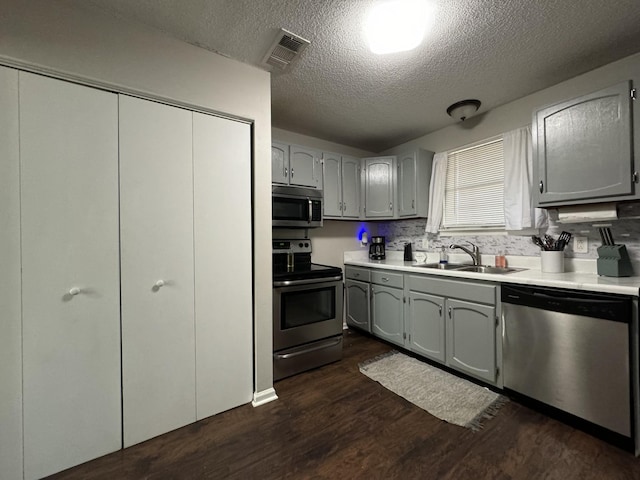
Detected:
[442,138,505,231]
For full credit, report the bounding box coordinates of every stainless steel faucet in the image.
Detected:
[449,242,480,266]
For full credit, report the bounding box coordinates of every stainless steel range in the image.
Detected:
[272,239,343,381]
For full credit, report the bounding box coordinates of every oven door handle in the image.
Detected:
[273,275,343,287]
[274,336,342,360]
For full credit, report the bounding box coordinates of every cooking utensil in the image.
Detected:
[556,231,572,251]
[598,228,607,245]
[543,234,555,251]
[605,227,615,245]
[532,236,546,250]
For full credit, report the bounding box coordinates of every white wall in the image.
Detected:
[310,221,377,268]
[384,52,640,154]
[0,0,274,396]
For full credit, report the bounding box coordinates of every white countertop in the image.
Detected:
[343,250,640,297]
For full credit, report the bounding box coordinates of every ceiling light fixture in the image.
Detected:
[364,0,435,55]
[446,99,481,121]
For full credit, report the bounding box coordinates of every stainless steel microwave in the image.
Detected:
[272,185,323,228]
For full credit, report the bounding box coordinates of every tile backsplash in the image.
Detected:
[377,217,640,265]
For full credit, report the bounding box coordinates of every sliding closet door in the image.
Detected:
[193,113,253,419]
[0,66,22,480]
[20,72,121,480]
[119,95,196,447]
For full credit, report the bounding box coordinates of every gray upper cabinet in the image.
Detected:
[323,152,361,219]
[271,142,322,188]
[534,81,638,207]
[363,156,396,218]
[397,148,433,217]
[290,144,323,188]
[271,142,289,185]
[341,156,361,218]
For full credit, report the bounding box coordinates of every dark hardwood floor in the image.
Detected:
[49,329,640,479]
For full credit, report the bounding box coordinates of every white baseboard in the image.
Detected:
[252,387,278,407]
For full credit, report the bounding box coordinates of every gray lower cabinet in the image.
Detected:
[534,80,639,207]
[370,270,405,346]
[406,274,499,385]
[445,298,496,383]
[348,266,500,386]
[406,291,445,362]
[346,279,370,332]
[371,284,404,346]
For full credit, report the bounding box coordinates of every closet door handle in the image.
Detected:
[69,287,81,296]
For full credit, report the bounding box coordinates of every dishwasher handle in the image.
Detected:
[501,284,631,323]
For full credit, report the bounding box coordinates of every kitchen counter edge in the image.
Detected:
[344,258,640,297]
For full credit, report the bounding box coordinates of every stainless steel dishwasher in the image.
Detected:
[501,284,632,438]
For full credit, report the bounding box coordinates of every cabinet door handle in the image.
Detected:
[284,167,288,177]
[539,180,544,193]
[438,305,442,316]
[291,168,295,178]
[343,202,346,211]
[69,287,81,296]
[381,277,389,282]
[411,199,415,209]
[389,202,393,210]
[633,171,638,184]
[448,306,452,318]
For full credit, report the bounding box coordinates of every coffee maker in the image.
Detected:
[369,236,386,260]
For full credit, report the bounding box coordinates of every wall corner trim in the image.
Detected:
[252,388,278,407]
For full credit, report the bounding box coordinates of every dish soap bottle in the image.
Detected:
[439,246,448,264]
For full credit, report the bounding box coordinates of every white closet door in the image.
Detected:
[119,95,196,447]
[20,72,121,480]
[193,113,253,420]
[0,66,22,480]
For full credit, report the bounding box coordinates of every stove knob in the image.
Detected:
[304,242,309,247]
[299,242,304,248]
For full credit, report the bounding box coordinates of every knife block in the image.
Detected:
[596,245,634,277]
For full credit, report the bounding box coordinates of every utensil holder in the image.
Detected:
[540,251,564,273]
[596,245,633,277]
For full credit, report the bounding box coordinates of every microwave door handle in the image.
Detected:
[308,199,312,224]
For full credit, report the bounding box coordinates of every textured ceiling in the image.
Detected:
[76,0,640,152]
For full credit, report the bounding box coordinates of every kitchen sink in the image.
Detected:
[412,263,468,270]
[455,265,525,274]
[412,263,525,274]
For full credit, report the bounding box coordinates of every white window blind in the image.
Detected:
[442,138,505,230]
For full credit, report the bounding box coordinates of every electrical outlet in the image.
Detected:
[574,236,588,253]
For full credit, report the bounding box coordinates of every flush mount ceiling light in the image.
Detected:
[446,99,481,121]
[364,0,435,55]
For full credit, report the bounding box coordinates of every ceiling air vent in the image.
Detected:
[262,28,310,70]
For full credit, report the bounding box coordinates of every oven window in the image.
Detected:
[273,197,308,221]
[281,286,335,329]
